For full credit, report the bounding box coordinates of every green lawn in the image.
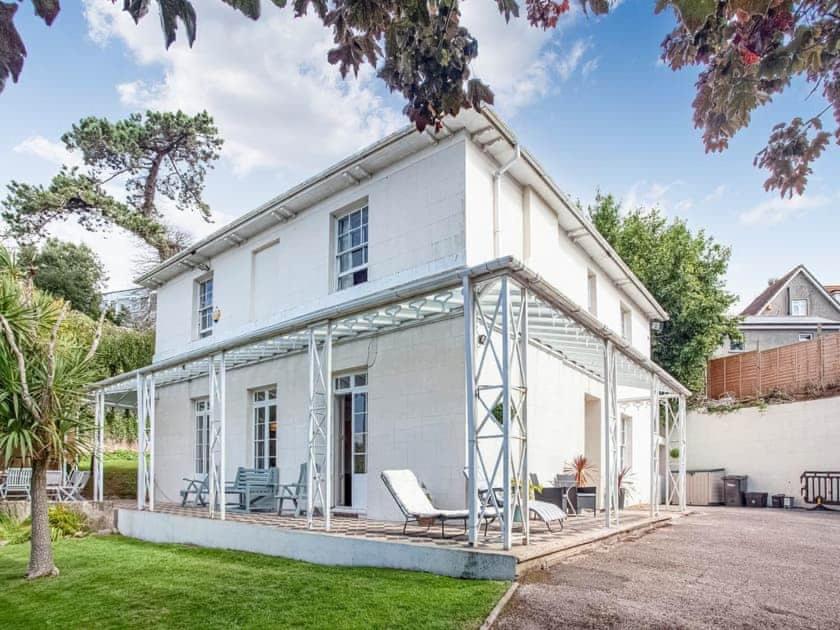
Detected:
[0,536,507,629]
[81,452,137,500]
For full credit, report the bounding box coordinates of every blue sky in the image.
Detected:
[1,1,837,310]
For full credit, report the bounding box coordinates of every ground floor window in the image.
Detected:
[194,399,210,475]
[252,387,277,469]
[620,415,633,471]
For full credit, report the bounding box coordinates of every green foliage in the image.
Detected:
[3,111,222,260]
[0,536,508,627]
[669,447,680,460]
[589,193,740,393]
[0,506,89,545]
[18,239,107,320]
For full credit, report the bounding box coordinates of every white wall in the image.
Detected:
[464,141,651,358]
[152,316,467,522]
[687,395,840,504]
[154,137,468,361]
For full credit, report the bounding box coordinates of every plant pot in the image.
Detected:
[619,487,626,510]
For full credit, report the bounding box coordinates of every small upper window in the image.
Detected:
[799,333,814,342]
[197,277,214,338]
[587,270,598,316]
[336,206,368,290]
[790,298,808,316]
[620,304,632,342]
[730,339,744,352]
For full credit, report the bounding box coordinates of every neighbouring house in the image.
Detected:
[102,287,155,328]
[717,265,840,357]
[91,108,689,561]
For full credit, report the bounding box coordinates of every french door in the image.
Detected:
[335,372,368,511]
[252,387,277,469]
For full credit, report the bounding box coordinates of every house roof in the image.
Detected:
[741,316,840,330]
[134,107,669,321]
[826,284,840,294]
[740,265,840,318]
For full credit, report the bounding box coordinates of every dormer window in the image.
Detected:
[620,303,632,343]
[336,206,368,291]
[197,276,214,338]
[790,298,808,316]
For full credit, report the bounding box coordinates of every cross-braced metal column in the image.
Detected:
[307,324,333,530]
[136,373,155,511]
[602,341,620,527]
[92,389,105,502]
[208,353,226,519]
[649,376,660,518]
[678,395,687,512]
[663,395,686,510]
[467,274,528,550]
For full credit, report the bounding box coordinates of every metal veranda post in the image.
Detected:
[462,275,478,546]
[602,340,618,528]
[649,376,659,518]
[307,329,315,524]
[219,352,226,521]
[500,276,513,550]
[135,373,145,511]
[663,398,671,509]
[147,375,156,512]
[678,395,687,512]
[324,324,333,531]
[519,284,529,546]
[92,389,105,502]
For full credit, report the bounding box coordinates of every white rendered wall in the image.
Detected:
[152,316,467,522]
[464,141,651,358]
[687,396,840,504]
[154,137,467,361]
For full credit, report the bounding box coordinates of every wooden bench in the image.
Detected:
[225,467,278,512]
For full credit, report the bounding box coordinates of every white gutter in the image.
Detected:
[492,144,521,257]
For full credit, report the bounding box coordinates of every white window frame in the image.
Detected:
[790,298,808,316]
[196,276,214,338]
[252,387,278,470]
[587,269,598,316]
[799,332,814,342]
[335,205,369,291]
[620,415,633,471]
[194,398,210,475]
[620,303,632,343]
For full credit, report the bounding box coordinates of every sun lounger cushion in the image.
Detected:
[529,499,566,524]
[381,469,440,518]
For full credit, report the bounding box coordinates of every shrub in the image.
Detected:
[0,507,89,545]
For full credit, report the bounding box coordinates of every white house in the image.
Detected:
[93,108,689,553]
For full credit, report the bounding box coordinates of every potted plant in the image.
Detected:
[564,455,597,514]
[618,465,635,510]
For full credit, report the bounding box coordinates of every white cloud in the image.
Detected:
[738,195,829,225]
[461,3,591,114]
[83,1,403,179]
[13,136,82,168]
[622,179,684,211]
[581,57,600,77]
[703,184,726,203]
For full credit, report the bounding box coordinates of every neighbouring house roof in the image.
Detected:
[826,284,840,295]
[134,107,669,322]
[739,265,840,318]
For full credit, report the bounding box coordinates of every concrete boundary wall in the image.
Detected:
[117,509,515,581]
[687,395,840,504]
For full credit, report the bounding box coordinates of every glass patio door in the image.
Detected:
[335,373,368,511]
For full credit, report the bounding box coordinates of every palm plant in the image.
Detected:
[0,246,102,579]
[564,455,596,487]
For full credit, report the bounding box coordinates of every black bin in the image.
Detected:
[772,494,785,508]
[746,492,768,508]
[723,475,748,506]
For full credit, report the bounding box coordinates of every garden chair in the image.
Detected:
[180,474,209,507]
[381,469,469,538]
[46,470,64,501]
[60,470,90,501]
[468,468,565,533]
[276,463,319,516]
[1,468,32,500]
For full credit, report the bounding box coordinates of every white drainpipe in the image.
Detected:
[493,145,521,257]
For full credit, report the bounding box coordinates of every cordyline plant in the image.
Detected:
[2,2,837,196]
[0,246,103,579]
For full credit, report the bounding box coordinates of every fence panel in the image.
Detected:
[708,334,840,400]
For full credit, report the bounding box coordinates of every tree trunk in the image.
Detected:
[27,458,58,579]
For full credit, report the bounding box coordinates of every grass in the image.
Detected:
[0,536,507,629]
[81,451,137,500]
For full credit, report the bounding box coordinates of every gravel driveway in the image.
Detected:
[496,507,840,629]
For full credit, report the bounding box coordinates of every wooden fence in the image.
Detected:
[707,334,840,400]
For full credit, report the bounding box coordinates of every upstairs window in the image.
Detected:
[799,333,814,342]
[587,270,598,316]
[790,298,808,316]
[729,338,745,352]
[197,276,214,338]
[336,206,368,290]
[620,303,632,343]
